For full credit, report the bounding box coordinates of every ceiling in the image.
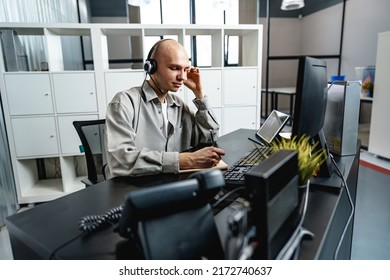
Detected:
[259,0,345,18]
[88,0,346,19]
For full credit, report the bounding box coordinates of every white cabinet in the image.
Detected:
[201,69,222,108]
[222,68,259,135]
[53,72,98,113]
[11,117,58,157]
[222,106,257,135]
[5,73,53,115]
[223,68,257,105]
[0,23,262,203]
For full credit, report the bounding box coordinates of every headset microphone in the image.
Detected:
[148,73,165,94]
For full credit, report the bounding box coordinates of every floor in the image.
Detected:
[1,149,390,260]
[351,149,390,259]
[0,225,12,260]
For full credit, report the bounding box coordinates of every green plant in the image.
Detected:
[266,135,327,185]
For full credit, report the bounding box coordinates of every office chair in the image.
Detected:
[73,119,106,187]
[117,169,225,260]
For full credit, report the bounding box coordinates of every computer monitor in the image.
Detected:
[292,56,327,138]
[292,56,332,178]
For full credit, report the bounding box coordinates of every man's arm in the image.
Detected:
[184,67,221,145]
[179,146,225,169]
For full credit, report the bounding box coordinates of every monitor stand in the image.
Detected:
[309,129,347,191]
[311,161,345,191]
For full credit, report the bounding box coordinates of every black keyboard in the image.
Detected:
[224,146,273,186]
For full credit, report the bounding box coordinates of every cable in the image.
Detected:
[49,205,124,259]
[330,153,354,260]
[148,73,165,94]
[49,232,85,260]
[78,205,124,233]
[276,178,311,260]
[136,75,148,134]
[299,180,310,232]
[212,186,245,208]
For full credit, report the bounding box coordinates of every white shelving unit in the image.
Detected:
[368,31,390,159]
[0,23,263,203]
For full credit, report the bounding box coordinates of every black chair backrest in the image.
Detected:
[73,119,106,186]
[117,170,225,260]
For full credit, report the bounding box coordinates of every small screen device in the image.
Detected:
[255,110,290,145]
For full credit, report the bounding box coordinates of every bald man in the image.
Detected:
[104,39,225,178]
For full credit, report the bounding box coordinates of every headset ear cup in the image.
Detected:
[144,60,151,73]
[144,59,157,75]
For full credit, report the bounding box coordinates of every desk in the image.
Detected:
[5,129,359,260]
[262,87,295,121]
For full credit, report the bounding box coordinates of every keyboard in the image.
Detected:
[224,145,273,187]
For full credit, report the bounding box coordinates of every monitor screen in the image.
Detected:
[292,56,332,178]
[292,56,328,138]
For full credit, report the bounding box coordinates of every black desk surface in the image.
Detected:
[5,129,359,260]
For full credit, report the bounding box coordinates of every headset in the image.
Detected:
[143,38,174,75]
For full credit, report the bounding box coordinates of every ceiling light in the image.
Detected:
[128,0,151,7]
[281,0,305,11]
[213,0,232,10]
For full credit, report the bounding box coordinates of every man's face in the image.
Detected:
[153,45,191,93]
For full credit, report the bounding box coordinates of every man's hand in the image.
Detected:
[184,67,204,99]
[179,146,225,170]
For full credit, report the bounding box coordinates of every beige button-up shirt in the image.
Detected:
[104,81,220,178]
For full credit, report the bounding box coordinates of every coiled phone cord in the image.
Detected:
[78,204,124,233]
